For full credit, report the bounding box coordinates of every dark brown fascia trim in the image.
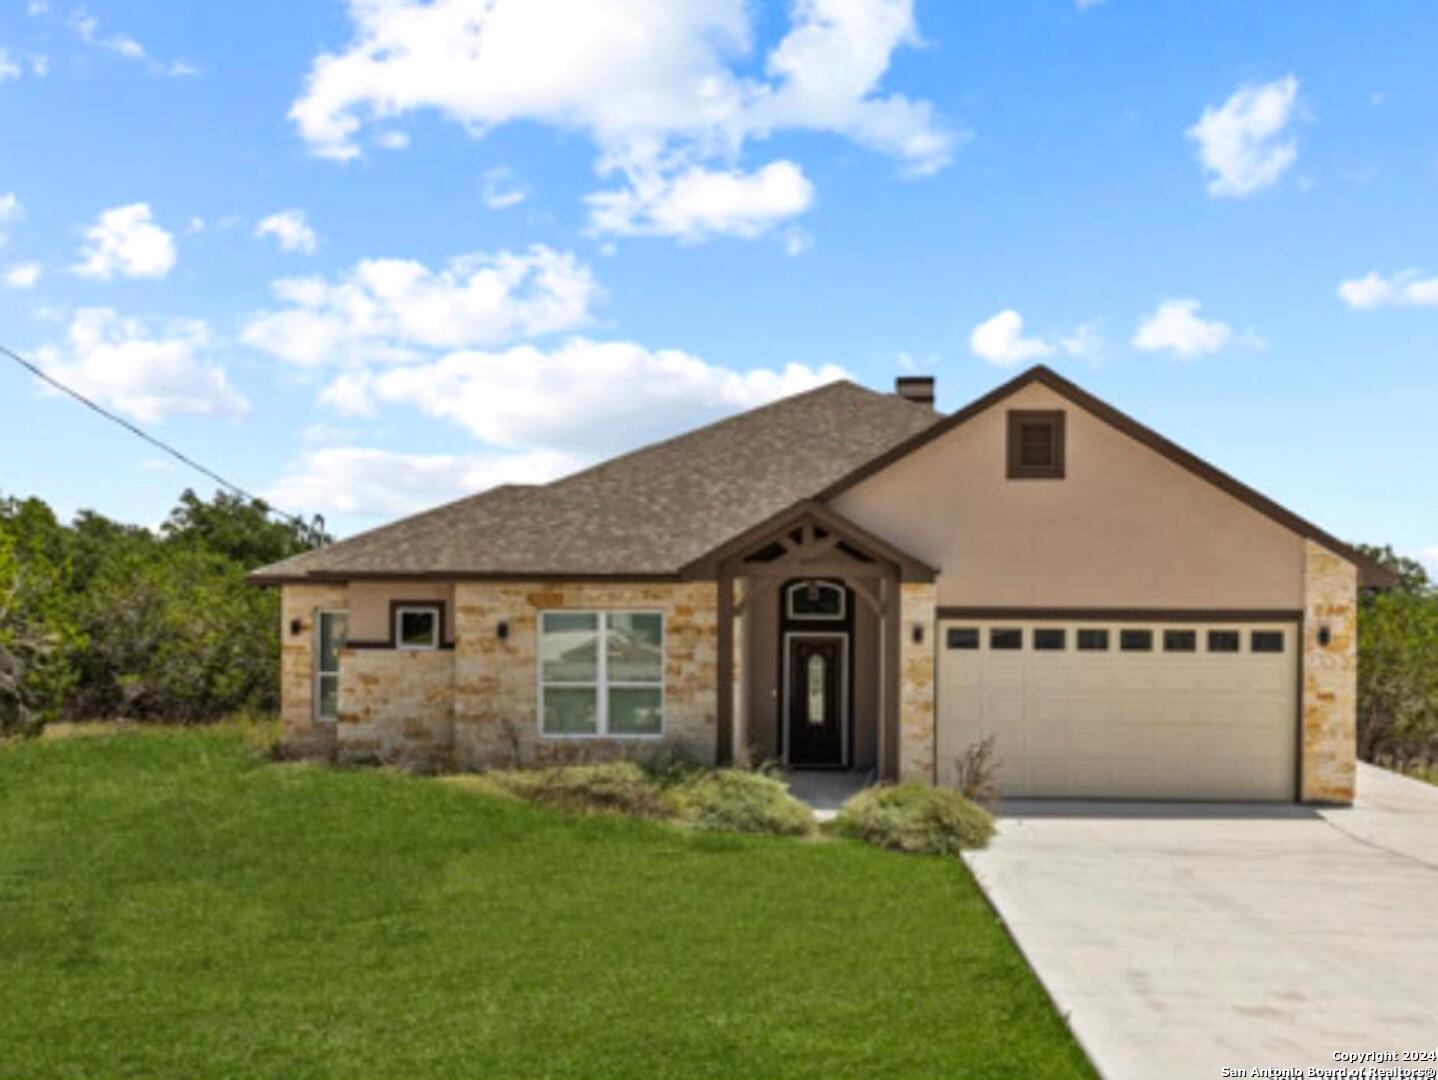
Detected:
[935,606,1303,623]
[816,364,1397,590]
[1006,409,1066,480]
[681,498,937,582]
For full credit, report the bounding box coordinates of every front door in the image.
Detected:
[787,635,846,767]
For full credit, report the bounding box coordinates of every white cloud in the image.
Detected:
[1337,270,1438,311]
[255,209,319,254]
[968,310,1100,367]
[1076,0,1107,9]
[0,50,21,81]
[1187,75,1299,198]
[266,446,581,520]
[1419,546,1438,579]
[289,0,952,240]
[1132,299,1233,357]
[67,8,144,59]
[969,310,1053,366]
[319,336,848,453]
[0,192,20,244]
[242,245,599,366]
[782,226,813,256]
[3,263,41,289]
[375,130,410,150]
[27,1,49,16]
[586,160,814,241]
[66,7,195,77]
[32,308,248,423]
[73,203,177,280]
[481,167,526,211]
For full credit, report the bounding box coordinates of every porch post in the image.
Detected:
[715,569,735,765]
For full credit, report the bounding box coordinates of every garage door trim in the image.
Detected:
[935,608,1303,801]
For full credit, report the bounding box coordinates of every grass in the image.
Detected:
[0,727,1094,1080]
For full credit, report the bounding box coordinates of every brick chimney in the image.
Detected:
[895,376,935,409]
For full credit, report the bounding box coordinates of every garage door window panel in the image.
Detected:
[1252,631,1285,654]
[1208,630,1241,653]
[1120,629,1153,652]
[990,628,1024,650]
[1163,630,1197,653]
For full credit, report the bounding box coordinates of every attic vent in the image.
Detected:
[895,376,935,409]
[1006,410,1066,479]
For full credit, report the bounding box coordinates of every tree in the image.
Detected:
[1355,543,1438,766]
[161,488,328,569]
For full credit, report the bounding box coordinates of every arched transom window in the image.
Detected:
[785,580,846,621]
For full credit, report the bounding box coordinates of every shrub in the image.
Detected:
[835,782,995,856]
[485,761,668,818]
[954,735,1001,809]
[663,769,815,836]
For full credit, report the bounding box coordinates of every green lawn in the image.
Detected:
[0,728,1094,1080]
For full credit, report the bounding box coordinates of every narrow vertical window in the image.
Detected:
[315,611,347,721]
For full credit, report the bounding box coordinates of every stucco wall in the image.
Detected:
[830,382,1307,608]
[1301,541,1358,803]
[335,648,455,766]
[347,580,456,643]
[452,581,719,769]
[279,582,348,758]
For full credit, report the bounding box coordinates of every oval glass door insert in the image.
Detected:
[806,653,826,725]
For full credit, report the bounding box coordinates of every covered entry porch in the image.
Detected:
[694,501,938,780]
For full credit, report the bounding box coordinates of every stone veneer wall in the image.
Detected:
[336,649,455,766]
[280,583,348,758]
[1301,540,1358,804]
[452,581,719,769]
[897,582,937,782]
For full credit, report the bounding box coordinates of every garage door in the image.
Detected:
[937,620,1298,801]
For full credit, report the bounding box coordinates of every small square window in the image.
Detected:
[394,606,441,650]
[1007,410,1066,479]
[990,628,1023,650]
[1163,630,1197,653]
[946,627,980,650]
[1120,629,1153,652]
[1207,630,1240,653]
[1251,630,1285,654]
[1077,628,1109,651]
[1033,628,1066,651]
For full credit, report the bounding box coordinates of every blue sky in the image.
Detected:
[0,0,1434,570]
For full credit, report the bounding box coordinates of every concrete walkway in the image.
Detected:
[784,769,871,821]
[964,765,1438,1080]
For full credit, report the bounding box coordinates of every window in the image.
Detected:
[1006,410,1066,479]
[946,627,980,650]
[1077,628,1110,651]
[315,611,347,721]
[990,628,1023,650]
[1207,630,1240,653]
[1120,629,1153,652]
[785,580,846,620]
[1163,629,1197,653]
[1033,628,1066,651]
[1251,630,1285,654]
[540,611,663,737]
[394,605,441,650]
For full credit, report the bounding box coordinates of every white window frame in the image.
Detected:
[393,605,441,651]
[784,580,846,621]
[314,609,347,722]
[538,610,666,739]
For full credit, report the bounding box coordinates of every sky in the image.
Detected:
[0,0,1434,571]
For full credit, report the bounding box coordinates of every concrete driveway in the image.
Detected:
[964,765,1438,1080]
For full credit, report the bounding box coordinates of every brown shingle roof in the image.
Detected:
[250,381,941,583]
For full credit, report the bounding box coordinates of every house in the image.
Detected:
[250,365,1392,804]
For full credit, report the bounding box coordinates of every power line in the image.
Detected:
[1,340,320,534]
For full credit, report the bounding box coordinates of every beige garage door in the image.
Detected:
[937,620,1298,801]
